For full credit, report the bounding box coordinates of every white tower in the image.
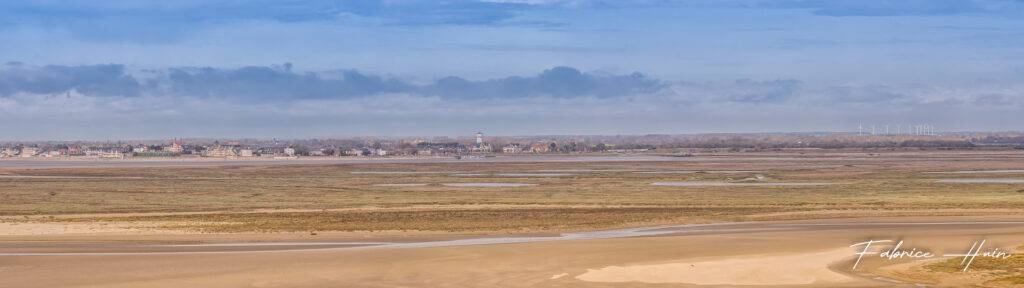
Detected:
[475,132,484,145]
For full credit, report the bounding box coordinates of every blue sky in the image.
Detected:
[1,0,1023,140]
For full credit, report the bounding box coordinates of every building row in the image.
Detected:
[0,133,575,159]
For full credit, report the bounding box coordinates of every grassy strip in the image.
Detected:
[926,254,1024,272]
[926,252,1024,285]
[54,207,789,233]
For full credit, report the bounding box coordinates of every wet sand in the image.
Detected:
[2,216,1022,287]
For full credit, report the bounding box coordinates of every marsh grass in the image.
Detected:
[926,255,1024,273]
[75,207,774,233]
[926,254,1024,285]
[2,150,1024,232]
[993,274,1024,284]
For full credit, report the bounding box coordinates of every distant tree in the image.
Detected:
[322,147,336,156]
[290,144,310,156]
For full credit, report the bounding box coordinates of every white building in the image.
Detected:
[204,146,236,157]
[471,132,491,153]
[239,149,254,157]
[284,147,296,156]
[20,147,38,158]
[502,143,522,153]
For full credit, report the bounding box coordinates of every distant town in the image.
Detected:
[2,131,1023,159]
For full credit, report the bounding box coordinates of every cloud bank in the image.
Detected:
[0,62,1021,140]
[1,63,667,100]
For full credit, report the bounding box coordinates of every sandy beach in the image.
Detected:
[1,216,1022,287]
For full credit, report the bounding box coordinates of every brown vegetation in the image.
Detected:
[75,207,772,233]
[2,149,1024,234]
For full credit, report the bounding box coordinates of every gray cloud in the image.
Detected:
[4,62,1022,111]
[0,62,140,97]
[974,94,1015,106]
[426,67,665,99]
[820,85,911,103]
[722,79,801,102]
[2,62,1023,140]
[158,64,413,100]
[667,79,802,104]
[2,63,670,101]
[0,62,1022,140]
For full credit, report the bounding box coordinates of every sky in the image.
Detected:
[1,0,1023,140]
